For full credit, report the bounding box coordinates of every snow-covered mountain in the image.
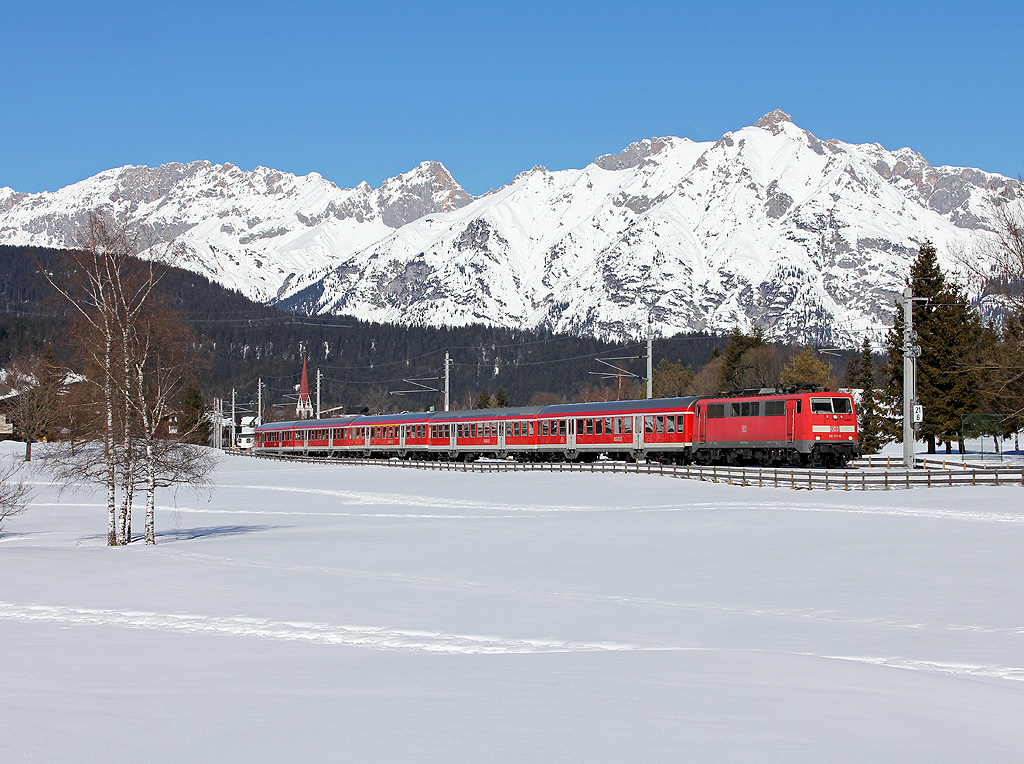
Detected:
[0,160,472,302]
[1,110,1017,345]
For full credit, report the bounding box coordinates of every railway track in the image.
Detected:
[240,451,1024,491]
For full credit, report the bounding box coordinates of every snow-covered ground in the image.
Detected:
[2,441,1023,763]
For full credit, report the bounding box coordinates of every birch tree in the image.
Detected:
[41,211,177,544]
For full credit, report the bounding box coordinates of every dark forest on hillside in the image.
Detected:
[0,245,738,415]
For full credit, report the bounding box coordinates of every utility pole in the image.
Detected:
[444,351,451,412]
[256,378,263,427]
[646,316,653,400]
[231,389,237,449]
[213,397,222,450]
[901,287,924,469]
[316,368,322,418]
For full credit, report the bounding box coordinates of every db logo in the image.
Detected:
[831,425,839,432]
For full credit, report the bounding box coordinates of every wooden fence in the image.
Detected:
[242,452,1024,491]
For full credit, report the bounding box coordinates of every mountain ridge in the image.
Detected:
[1,112,1018,346]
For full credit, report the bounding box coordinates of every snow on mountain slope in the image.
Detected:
[0,160,472,302]
[279,111,1018,343]
[1,111,1017,344]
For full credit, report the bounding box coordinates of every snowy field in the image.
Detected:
[2,441,1023,763]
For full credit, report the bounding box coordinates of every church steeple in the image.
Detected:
[297,357,314,419]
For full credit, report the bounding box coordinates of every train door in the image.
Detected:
[786,399,797,442]
[498,421,506,450]
[634,415,643,450]
[400,425,407,448]
[567,418,576,450]
[696,405,706,443]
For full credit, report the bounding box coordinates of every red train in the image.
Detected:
[254,389,860,467]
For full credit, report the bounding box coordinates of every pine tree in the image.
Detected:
[494,387,510,408]
[179,383,212,445]
[881,241,986,453]
[718,326,765,389]
[474,388,493,409]
[852,338,888,454]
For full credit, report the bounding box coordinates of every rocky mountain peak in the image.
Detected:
[755,109,794,131]
[593,137,673,171]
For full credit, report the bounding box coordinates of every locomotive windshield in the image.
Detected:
[811,397,853,414]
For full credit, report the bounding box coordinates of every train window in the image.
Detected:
[707,404,725,418]
[655,416,665,434]
[594,419,602,436]
[529,422,535,436]
[624,417,633,434]
[559,420,567,437]
[586,419,593,436]
[666,416,675,434]
[730,403,743,417]
[542,420,550,437]
[603,418,612,435]
[645,416,654,433]
[614,417,622,435]
[765,400,785,416]
[750,402,760,417]
[832,398,853,414]
[811,398,833,414]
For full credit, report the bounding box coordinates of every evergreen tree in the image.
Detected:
[474,388,493,409]
[851,338,888,454]
[494,387,510,408]
[718,326,765,389]
[179,383,212,446]
[881,242,986,453]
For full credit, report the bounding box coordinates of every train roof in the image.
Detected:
[428,406,544,421]
[256,397,709,431]
[540,396,700,416]
[257,415,361,431]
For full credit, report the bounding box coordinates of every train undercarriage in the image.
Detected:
[290,441,858,469]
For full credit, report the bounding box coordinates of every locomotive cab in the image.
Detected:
[803,395,859,467]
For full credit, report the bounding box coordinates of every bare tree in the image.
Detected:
[3,352,65,461]
[39,210,214,544]
[0,458,32,534]
[124,302,215,543]
[959,195,1024,426]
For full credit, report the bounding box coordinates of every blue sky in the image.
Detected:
[3,0,1021,195]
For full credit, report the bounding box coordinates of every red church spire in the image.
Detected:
[297,357,313,419]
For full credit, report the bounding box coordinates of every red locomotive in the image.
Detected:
[254,388,859,467]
